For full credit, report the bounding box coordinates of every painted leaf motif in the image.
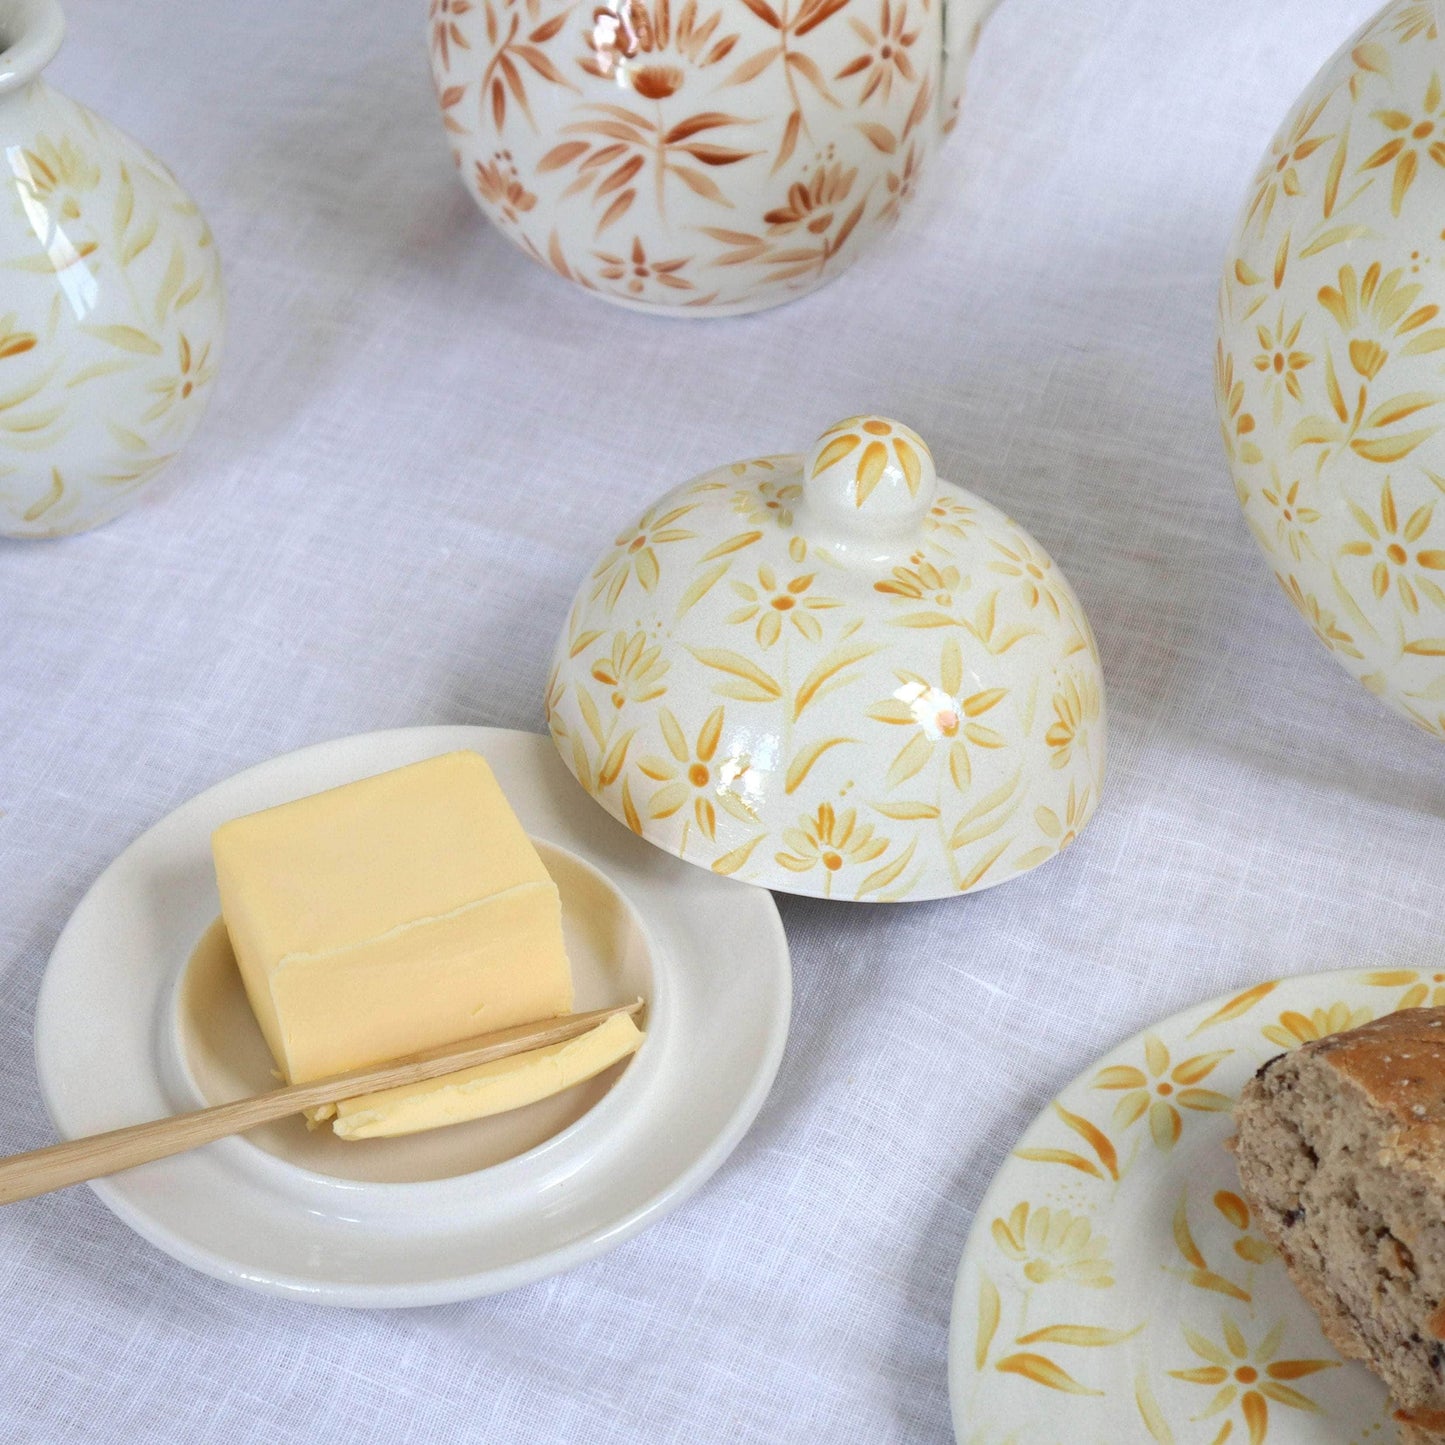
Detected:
[856,838,917,898]
[712,833,766,875]
[871,800,939,819]
[1135,1375,1176,1445]
[976,1275,1000,1370]
[80,324,161,356]
[793,640,880,719]
[994,1353,1102,1396]
[1015,1325,1142,1347]
[1013,1147,1105,1179]
[701,530,763,560]
[686,646,782,701]
[785,737,852,793]
[1054,1101,1119,1180]
[1191,980,1277,1034]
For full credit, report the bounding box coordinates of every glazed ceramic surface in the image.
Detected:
[33,726,791,1305]
[428,0,998,314]
[0,0,224,537]
[947,968,1434,1443]
[1217,0,1445,737]
[546,416,1106,902]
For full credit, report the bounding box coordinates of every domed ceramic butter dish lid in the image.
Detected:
[545,417,1107,901]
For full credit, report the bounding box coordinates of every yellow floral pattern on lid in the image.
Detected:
[951,966,1414,1443]
[1217,0,1445,737]
[547,417,1106,901]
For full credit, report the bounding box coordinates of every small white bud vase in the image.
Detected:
[546,416,1107,902]
[0,0,224,537]
[428,0,999,316]
[1217,0,1445,737]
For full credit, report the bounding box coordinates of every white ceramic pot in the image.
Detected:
[546,415,1107,901]
[1217,0,1445,737]
[428,0,999,315]
[0,0,224,538]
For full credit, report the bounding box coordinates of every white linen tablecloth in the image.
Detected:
[2,0,1433,1439]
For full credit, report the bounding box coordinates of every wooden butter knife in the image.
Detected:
[0,999,644,1206]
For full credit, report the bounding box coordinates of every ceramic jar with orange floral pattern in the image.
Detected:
[428,0,999,314]
[545,415,1107,901]
[0,0,225,537]
[1217,0,1445,737]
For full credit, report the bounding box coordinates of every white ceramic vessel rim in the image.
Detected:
[32,725,793,1306]
[0,0,62,95]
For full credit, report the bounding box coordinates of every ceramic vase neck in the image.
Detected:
[0,0,63,99]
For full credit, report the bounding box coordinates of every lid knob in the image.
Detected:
[803,416,937,539]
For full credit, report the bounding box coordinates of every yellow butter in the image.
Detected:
[330,1013,645,1140]
[211,750,573,1086]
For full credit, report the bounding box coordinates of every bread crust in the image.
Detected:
[1310,1010,1445,1174]
[1235,1008,1445,1442]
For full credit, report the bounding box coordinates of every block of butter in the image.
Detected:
[212,750,575,1096]
[331,1011,645,1140]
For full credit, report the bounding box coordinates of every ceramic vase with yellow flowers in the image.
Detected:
[1217,0,1445,737]
[0,0,224,537]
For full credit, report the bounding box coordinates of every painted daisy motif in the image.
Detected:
[1168,1316,1337,1438]
[639,705,728,841]
[1252,309,1313,422]
[1338,477,1445,612]
[1093,1036,1233,1151]
[590,500,700,609]
[835,0,919,106]
[1360,70,1445,216]
[726,563,840,646]
[867,636,1007,791]
[15,133,100,221]
[731,478,802,529]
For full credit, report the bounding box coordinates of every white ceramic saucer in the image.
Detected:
[948,968,1412,1444]
[34,726,791,1306]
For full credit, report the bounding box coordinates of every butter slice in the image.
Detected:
[212,750,573,1087]
[330,1013,645,1140]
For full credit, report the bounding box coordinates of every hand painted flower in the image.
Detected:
[591,630,669,707]
[582,0,739,97]
[1338,478,1445,612]
[1093,1035,1233,1151]
[775,801,888,891]
[1262,1001,1373,1051]
[726,563,839,645]
[474,156,537,226]
[991,1203,1114,1289]
[1044,673,1100,770]
[1168,1315,1337,1440]
[639,704,731,841]
[835,0,919,105]
[590,500,699,608]
[1360,70,1445,216]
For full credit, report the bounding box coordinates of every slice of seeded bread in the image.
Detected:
[1234,1008,1445,1444]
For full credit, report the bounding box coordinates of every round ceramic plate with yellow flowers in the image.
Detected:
[945,967,1445,1444]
